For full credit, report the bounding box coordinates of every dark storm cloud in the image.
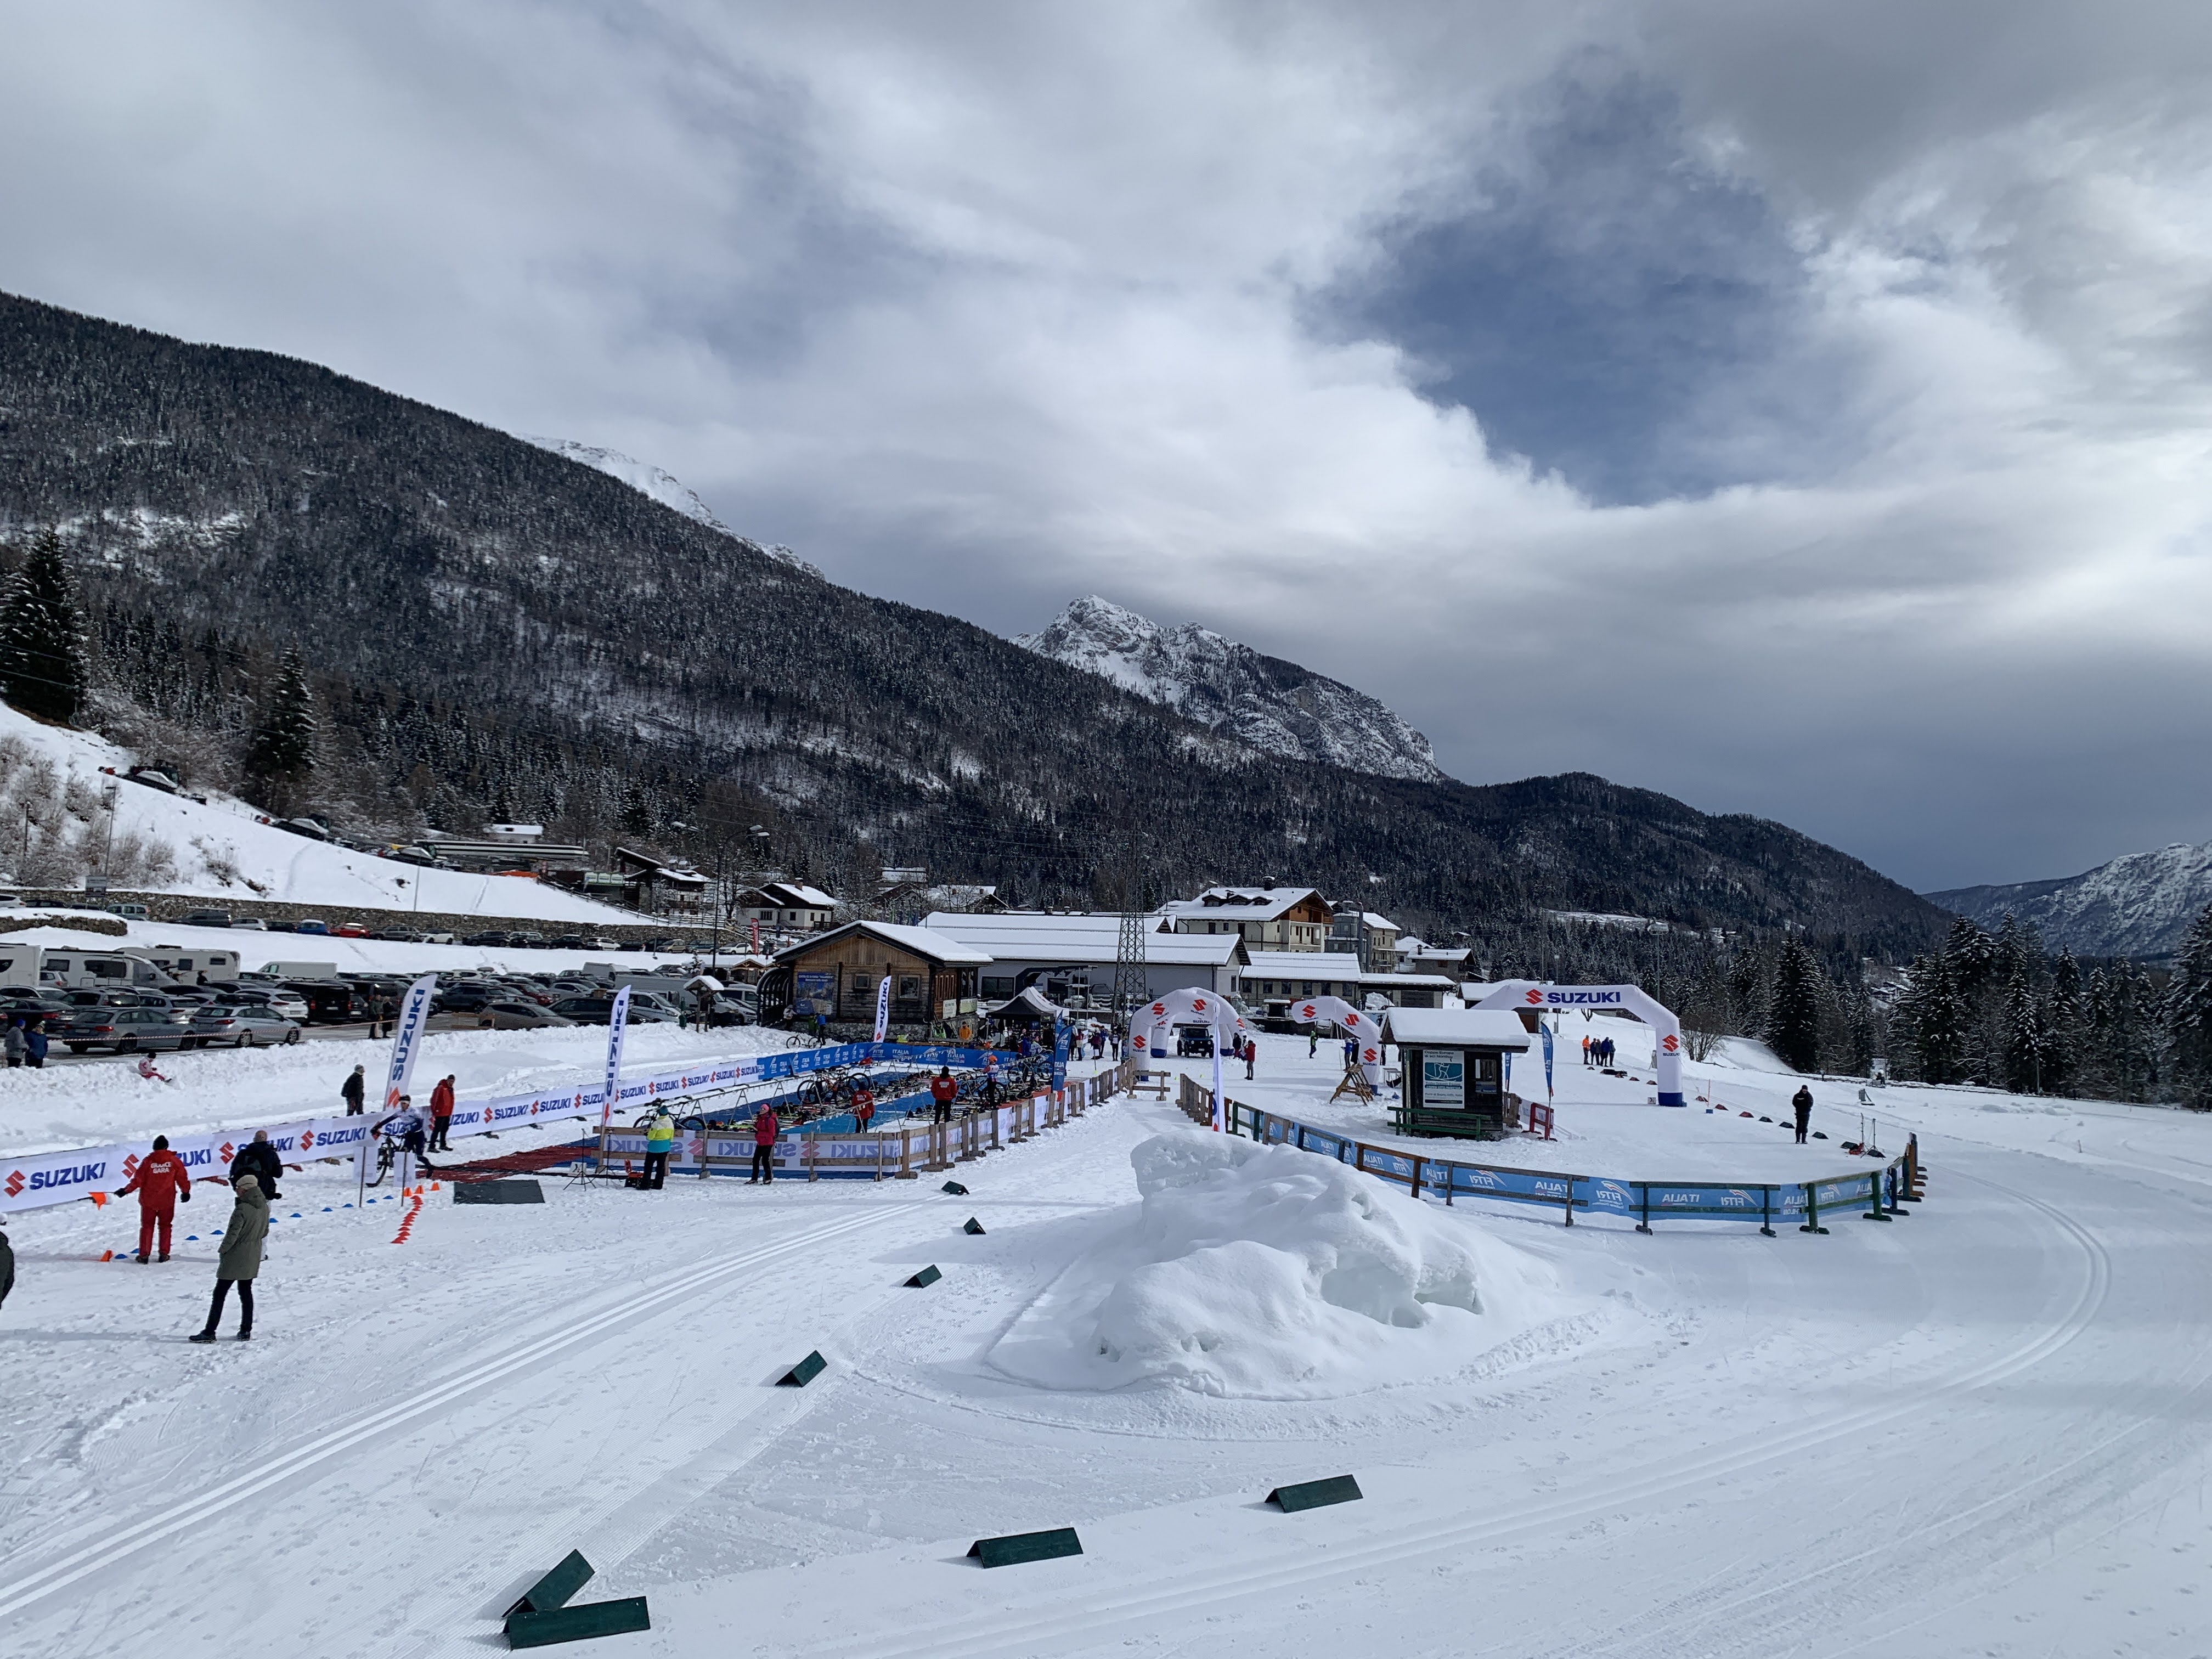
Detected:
[1318,62,1855,505]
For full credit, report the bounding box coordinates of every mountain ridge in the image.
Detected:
[1016,595,1447,783]
[1926,838,2212,961]
[0,289,1949,956]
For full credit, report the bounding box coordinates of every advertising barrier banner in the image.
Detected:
[0,1037,1053,1216]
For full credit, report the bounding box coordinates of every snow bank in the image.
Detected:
[986,1131,1576,1398]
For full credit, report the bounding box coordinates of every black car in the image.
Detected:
[432,983,501,1014]
[1175,1024,1216,1058]
[286,980,372,1024]
[548,935,586,950]
[462,930,511,947]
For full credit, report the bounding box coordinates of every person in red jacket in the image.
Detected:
[749,1107,778,1184]
[929,1067,958,1125]
[850,1082,876,1135]
[117,1134,192,1263]
[428,1075,457,1152]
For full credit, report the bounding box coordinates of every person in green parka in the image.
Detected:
[189,1173,270,1343]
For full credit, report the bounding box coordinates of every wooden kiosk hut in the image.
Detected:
[1380,1008,1534,1138]
[761,921,989,1029]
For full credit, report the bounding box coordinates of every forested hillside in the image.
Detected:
[0,291,1950,958]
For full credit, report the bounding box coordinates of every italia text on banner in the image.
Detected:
[601,985,633,1131]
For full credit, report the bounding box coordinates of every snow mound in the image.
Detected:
[986,1133,1576,1398]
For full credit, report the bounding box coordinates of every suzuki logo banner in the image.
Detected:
[1475,981,1686,1107]
[601,985,633,1130]
[380,974,440,1114]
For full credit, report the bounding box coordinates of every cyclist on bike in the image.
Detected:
[371,1096,434,1173]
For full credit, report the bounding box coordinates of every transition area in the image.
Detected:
[4,1034,2212,1657]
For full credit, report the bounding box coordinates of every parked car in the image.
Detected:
[181,910,232,928]
[479,999,578,1030]
[285,980,370,1024]
[462,930,511,948]
[421,931,456,945]
[227,986,311,1022]
[106,903,151,921]
[230,917,269,931]
[548,935,586,951]
[432,984,501,1015]
[295,919,330,935]
[187,1005,303,1047]
[509,931,546,948]
[58,1007,194,1054]
[332,922,370,939]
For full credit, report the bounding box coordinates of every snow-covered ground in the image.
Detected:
[0,701,643,922]
[4,1028,2211,1657]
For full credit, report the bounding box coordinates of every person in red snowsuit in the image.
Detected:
[117,1134,192,1263]
[428,1075,456,1152]
[749,1107,779,1184]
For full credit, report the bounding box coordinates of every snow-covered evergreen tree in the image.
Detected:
[2164,904,2212,1109]
[246,647,319,793]
[0,530,89,722]
[2001,970,2056,1093]
[1765,935,1821,1073]
[1904,950,1968,1084]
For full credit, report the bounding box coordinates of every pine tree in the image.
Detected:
[1904,951,1968,1084]
[1946,916,1997,996]
[2000,970,2056,1093]
[246,648,319,786]
[2164,904,2212,1109]
[0,530,90,721]
[1765,934,1822,1073]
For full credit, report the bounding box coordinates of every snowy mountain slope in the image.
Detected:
[1017,596,1448,782]
[521,435,825,577]
[0,702,640,922]
[1926,837,2212,960]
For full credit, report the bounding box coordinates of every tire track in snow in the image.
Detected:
[783,1168,2112,1659]
[0,1200,924,1626]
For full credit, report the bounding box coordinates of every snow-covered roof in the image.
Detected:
[1238,951,1363,980]
[1361,912,1400,932]
[1160,886,1325,924]
[775,920,992,965]
[742,882,836,909]
[1360,972,1457,989]
[923,911,1242,966]
[1380,1008,1534,1049]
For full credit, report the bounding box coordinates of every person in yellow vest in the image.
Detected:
[642,1107,676,1190]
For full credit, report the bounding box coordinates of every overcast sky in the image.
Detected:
[5,1,2211,892]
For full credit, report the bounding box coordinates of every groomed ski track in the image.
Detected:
[4,1060,2211,1657]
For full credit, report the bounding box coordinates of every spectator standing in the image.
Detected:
[341,1064,366,1114]
[3,1017,22,1068]
[1244,1036,1256,1081]
[1792,1084,1814,1145]
[188,1173,268,1343]
[981,1051,1001,1107]
[851,1082,876,1135]
[428,1075,456,1151]
[22,1019,46,1069]
[229,1130,284,1201]
[929,1066,957,1125]
[117,1133,192,1263]
[641,1107,675,1189]
[749,1107,778,1184]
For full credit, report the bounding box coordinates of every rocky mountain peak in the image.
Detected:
[1016,596,1448,783]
